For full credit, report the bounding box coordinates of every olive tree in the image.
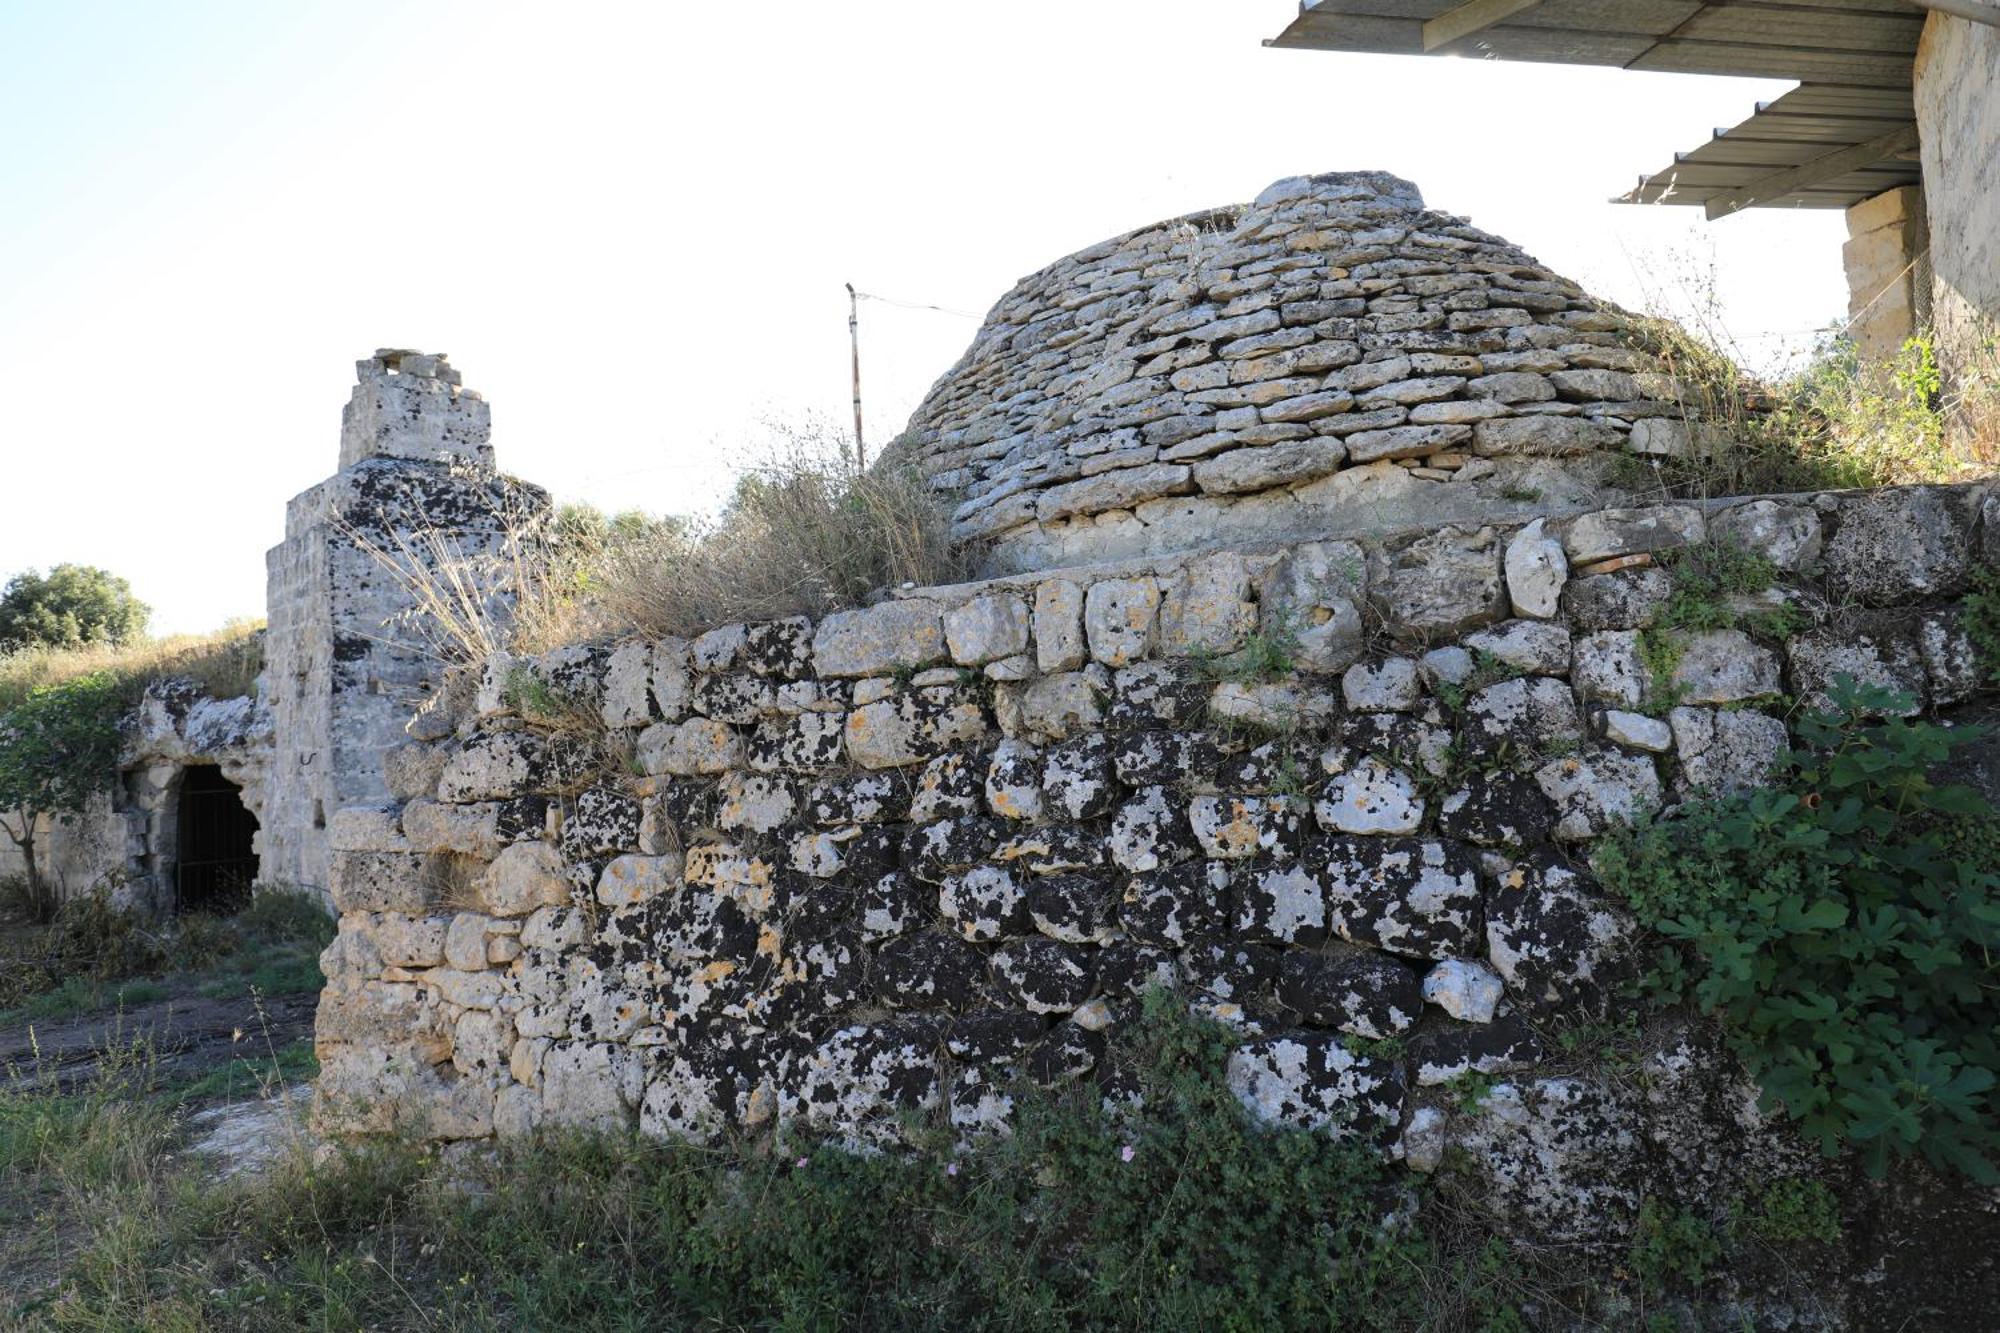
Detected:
[0,564,150,651]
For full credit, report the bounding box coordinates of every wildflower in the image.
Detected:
[1120,1145,1135,1163]
[796,1156,809,1168]
[946,1161,959,1177]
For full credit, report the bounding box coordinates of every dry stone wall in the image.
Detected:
[315,479,1998,1241]
[901,171,1709,574]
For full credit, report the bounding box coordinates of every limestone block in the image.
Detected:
[944,593,1031,666]
[1601,710,1671,753]
[1571,631,1647,708]
[1006,670,1107,744]
[1421,959,1504,1025]
[1669,630,1782,704]
[637,718,745,776]
[1822,487,1976,606]
[444,912,493,972]
[1227,1033,1405,1144]
[1032,579,1087,673]
[1562,506,1704,565]
[1485,852,1634,1015]
[1463,620,1573,675]
[1786,623,1928,716]
[372,912,449,969]
[328,805,410,854]
[1192,439,1345,494]
[329,852,441,915]
[478,841,570,917]
[1669,707,1789,794]
[383,744,449,802]
[1533,747,1661,841]
[1375,526,1506,641]
[650,638,693,720]
[1083,577,1161,667]
[1708,500,1822,572]
[1919,609,1986,706]
[1036,463,1192,522]
[1473,417,1619,457]
[1158,553,1258,656]
[811,600,947,677]
[596,853,685,907]
[1503,519,1568,619]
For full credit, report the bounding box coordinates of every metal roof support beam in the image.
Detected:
[1704,122,1922,219]
[1422,0,1545,52]
[1908,0,2000,29]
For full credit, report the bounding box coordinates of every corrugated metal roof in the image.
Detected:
[1620,84,1923,216]
[1264,1,1928,215]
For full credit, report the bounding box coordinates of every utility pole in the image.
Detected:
[845,283,866,473]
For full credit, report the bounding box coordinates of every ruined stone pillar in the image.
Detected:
[262,351,549,899]
[1842,186,1929,364]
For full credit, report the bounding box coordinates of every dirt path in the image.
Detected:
[0,987,317,1092]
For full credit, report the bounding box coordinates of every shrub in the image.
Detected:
[1613,316,1989,502]
[0,672,124,918]
[1595,677,2000,1183]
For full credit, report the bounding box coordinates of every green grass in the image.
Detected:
[0,886,333,1025]
[169,1038,317,1106]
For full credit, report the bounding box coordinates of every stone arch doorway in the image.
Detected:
[174,765,259,914]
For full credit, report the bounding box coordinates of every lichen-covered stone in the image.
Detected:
[438,731,549,802]
[1042,733,1119,821]
[845,688,989,769]
[874,932,986,1009]
[1460,676,1584,758]
[1533,747,1660,841]
[1668,707,1789,794]
[1279,951,1421,1038]
[1321,837,1483,960]
[1189,794,1308,860]
[1822,486,1976,606]
[1026,873,1120,945]
[1787,622,1928,715]
[1227,1032,1405,1143]
[1122,860,1229,946]
[811,600,947,677]
[1232,861,1329,946]
[1315,756,1426,836]
[984,739,1045,821]
[1436,772,1554,850]
[991,938,1095,1013]
[939,864,1030,942]
[1485,852,1633,1016]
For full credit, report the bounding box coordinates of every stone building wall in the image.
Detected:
[261,351,549,899]
[313,480,1995,1246]
[1915,12,2000,403]
[0,679,272,913]
[900,172,1709,575]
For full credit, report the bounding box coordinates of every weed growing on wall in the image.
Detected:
[1633,540,1802,711]
[1964,566,2000,686]
[1595,678,2000,1183]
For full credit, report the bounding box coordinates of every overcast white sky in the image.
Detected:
[0,1,1849,635]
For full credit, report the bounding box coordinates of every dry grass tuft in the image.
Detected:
[0,620,265,712]
[518,427,971,649]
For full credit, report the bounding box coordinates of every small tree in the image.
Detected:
[0,564,151,651]
[0,673,123,921]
